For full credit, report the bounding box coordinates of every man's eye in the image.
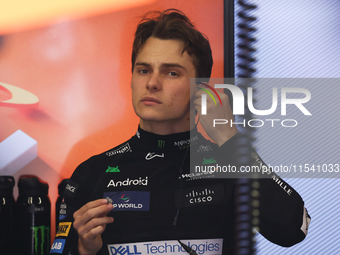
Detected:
[139,69,149,74]
[168,72,179,77]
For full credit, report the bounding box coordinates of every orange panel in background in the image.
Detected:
[0,0,155,34]
[0,0,224,241]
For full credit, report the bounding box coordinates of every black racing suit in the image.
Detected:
[50,127,309,255]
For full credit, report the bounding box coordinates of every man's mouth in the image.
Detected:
[141,97,162,105]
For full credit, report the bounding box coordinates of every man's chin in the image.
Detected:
[136,113,164,122]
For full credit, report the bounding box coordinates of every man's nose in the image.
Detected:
[146,72,162,91]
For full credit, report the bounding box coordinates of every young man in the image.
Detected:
[50,9,310,255]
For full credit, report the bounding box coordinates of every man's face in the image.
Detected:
[131,37,196,133]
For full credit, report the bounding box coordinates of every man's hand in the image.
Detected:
[193,83,238,146]
[73,199,114,255]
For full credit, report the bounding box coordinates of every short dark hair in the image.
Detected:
[131,9,213,78]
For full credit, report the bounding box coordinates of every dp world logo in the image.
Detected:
[119,194,130,202]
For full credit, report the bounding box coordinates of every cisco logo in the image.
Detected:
[186,188,214,204]
[176,184,224,208]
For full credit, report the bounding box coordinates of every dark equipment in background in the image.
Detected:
[15,176,51,255]
[225,0,259,254]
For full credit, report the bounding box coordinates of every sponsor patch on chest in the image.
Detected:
[107,177,148,187]
[104,191,150,211]
[107,239,223,255]
[175,184,224,208]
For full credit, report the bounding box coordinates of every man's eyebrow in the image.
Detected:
[161,63,187,71]
[134,62,187,71]
[134,62,151,67]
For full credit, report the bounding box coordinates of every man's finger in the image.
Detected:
[73,202,113,229]
[77,216,114,237]
[74,199,109,218]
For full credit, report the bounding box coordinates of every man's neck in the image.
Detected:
[139,119,193,135]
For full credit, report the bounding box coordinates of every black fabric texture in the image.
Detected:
[50,127,307,255]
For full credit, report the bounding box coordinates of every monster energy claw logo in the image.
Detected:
[158,140,165,149]
[31,225,50,255]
